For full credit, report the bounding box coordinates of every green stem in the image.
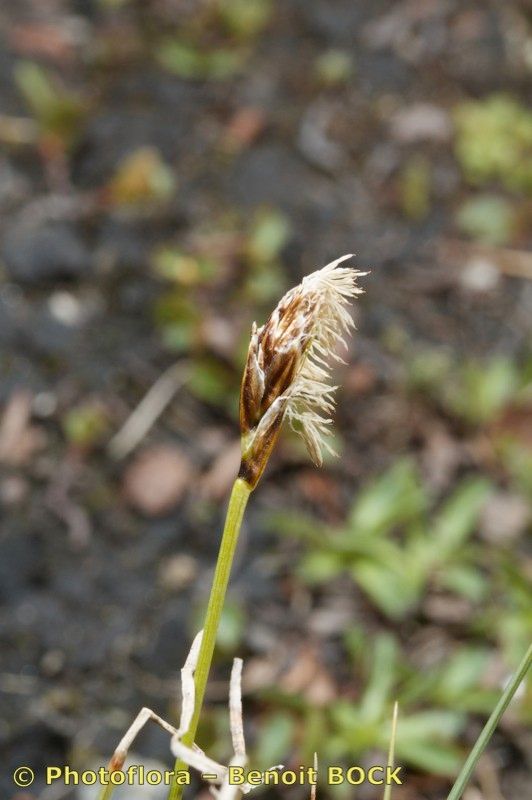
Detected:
[167,477,251,800]
[98,478,250,800]
[99,776,115,800]
[447,642,532,800]
[382,702,399,800]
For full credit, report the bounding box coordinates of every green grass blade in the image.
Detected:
[447,642,532,800]
[383,701,399,800]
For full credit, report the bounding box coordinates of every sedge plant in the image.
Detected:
[98,255,365,800]
[167,256,366,800]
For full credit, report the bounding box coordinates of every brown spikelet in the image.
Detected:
[238,255,366,488]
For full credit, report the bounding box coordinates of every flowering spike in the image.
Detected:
[239,255,366,488]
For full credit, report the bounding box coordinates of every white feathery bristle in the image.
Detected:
[285,255,366,464]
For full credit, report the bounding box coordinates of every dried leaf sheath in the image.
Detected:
[239,254,366,488]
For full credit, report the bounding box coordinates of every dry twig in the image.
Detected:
[229,658,246,758]
[108,362,189,460]
[103,630,284,798]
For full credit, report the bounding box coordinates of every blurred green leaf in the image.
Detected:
[314,50,354,85]
[154,291,201,353]
[265,510,326,542]
[217,0,273,40]
[217,602,246,653]
[432,478,491,557]
[445,358,519,424]
[348,459,425,535]
[161,323,196,353]
[407,349,453,394]
[157,40,245,80]
[247,209,290,264]
[330,701,379,751]
[438,648,489,698]
[254,712,295,768]
[396,738,462,775]
[153,248,217,286]
[298,551,343,584]
[242,208,290,303]
[16,61,57,117]
[397,709,465,741]
[496,438,532,498]
[359,635,397,721]
[454,95,532,194]
[343,627,366,662]
[456,194,516,245]
[15,61,84,145]
[189,357,236,408]
[108,147,175,206]
[353,560,420,619]
[244,263,286,304]
[440,564,488,602]
[63,401,109,448]
[399,156,431,220]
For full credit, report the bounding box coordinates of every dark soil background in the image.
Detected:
[0,2,531,800]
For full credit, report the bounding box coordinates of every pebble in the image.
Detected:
[123,445,192,516]
[158,554,198,592]
[480,492,530,543]
[2,221,92,284]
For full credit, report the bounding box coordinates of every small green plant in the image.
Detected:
[314,50,354,86]
[261,439,530,791]
[399,156,431,220]
[217,0,274,40]
[256,635,499,781]
[155,0,274,80]
[157,40,246,80]
[443,358,520,424]
[331,635,465,775]
[455,194,517,245]
[15,60,85,150]
[407,352,527,426]
[454,94,532,194]
[106,147,175,207]
[63,400,110,450]
[289,460,492,619]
